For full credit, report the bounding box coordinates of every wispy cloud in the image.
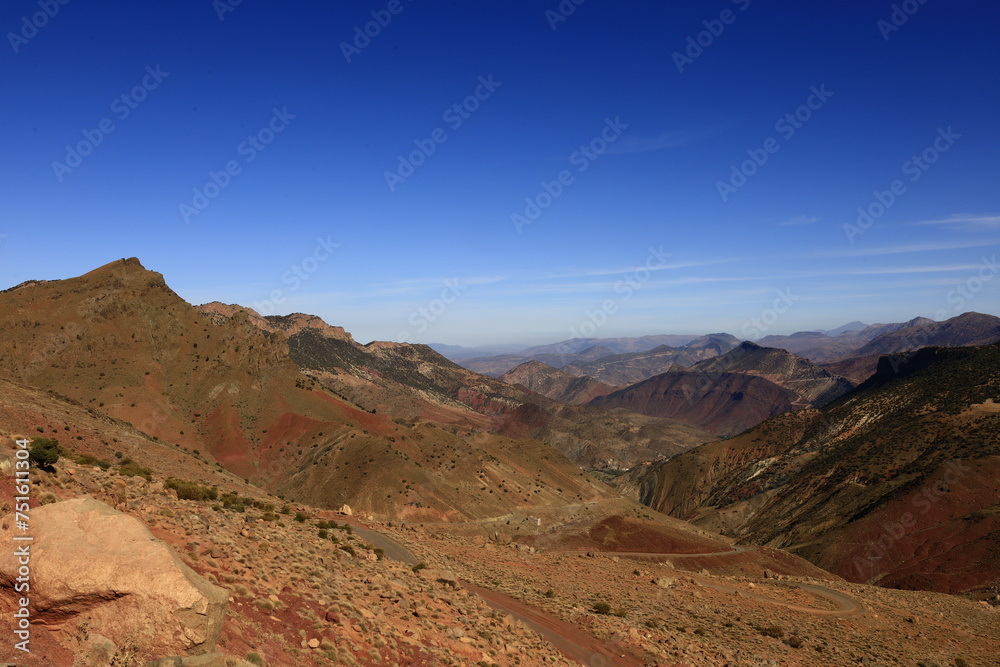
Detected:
[811,237,1000,258]
[534,257,737,281]
[606,124,729,155]
[777,215,819,226]
[913,214,1000,230]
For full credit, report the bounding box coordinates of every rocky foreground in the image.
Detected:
[1,437,997,666]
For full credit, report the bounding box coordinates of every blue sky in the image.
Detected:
[2,1,998,345]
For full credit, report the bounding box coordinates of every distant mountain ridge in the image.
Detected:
[621,341,1000,596]
[691,341,856,406]
[499,360,616,405]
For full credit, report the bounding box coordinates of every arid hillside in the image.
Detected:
[622,343,1000,597]
[590,369,799,438]
[0,259,608,520]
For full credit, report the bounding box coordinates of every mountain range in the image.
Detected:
[1,258,998,665]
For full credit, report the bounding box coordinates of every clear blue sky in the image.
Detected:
[2,0,998,345]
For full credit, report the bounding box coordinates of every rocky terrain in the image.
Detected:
[1,259,998,666]
[690,342,856,406]
[564,335,741,387]
[590,370,799,439]
[2,441,997,666]
[622,342,1000,598]
[499,361,616,406]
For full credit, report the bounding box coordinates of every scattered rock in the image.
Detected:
[0,497,228,658]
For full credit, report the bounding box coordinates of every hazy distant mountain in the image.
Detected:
[622,341,1000,596]
[518,334,699,357]
[566,334,741,386]
[428,342,528,361]
[589,369,798,438]
[853,311,1000,357]
[457,333,700,376]
[691,341,856,406]
[499,360,617,405]
[825,321,868,336]
[758,315,968,363]
[820,313,1000,382]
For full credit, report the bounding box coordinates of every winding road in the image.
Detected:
[340,517,865,666]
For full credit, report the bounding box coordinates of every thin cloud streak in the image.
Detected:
[811,238,1000,258]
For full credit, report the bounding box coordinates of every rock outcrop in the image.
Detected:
[0,497,228,659]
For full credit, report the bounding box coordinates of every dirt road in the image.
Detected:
[340,517,649,666]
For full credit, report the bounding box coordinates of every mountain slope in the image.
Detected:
[566,333,741,386]
[622,343,1000,596]
[589,369,798,438]
[499,360,616,405]
[692,341,856,406]
[852,311,1000,357]
[0,259,610,520]
[199,305,712,471]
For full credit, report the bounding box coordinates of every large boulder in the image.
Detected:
[0,497,228,659]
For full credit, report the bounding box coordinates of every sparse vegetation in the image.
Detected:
[164,477,218,502]
[29,437,61,468]
[118,459,152,481]
[760,624,785,638]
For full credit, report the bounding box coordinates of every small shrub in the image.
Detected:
[543,589,555,598]
[760,625,784,639]
[246,652,265,666]
[165,478,218,502]
[592,602,612,615]
[75,453,112,469]
[29,438,61,468]
[412,562,427,573]
[294,512,308,523]
[784,635,803,649]
[119,461,153,481]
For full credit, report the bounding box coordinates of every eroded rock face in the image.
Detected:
[0,497,227,659]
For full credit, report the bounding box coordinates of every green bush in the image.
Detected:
[593,602,612,615]
[165,478,218,502]
[29,438,61,467]
[119,461,153,481]
[75,453,112,469]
